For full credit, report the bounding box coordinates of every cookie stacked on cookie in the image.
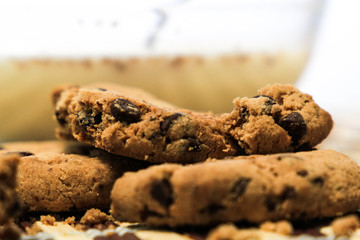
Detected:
[47,82,360,228]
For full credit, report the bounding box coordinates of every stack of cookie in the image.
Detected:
[1,82,359,238]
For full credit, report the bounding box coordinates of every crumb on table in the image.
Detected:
[80,208,109,225]
[331,214,360,236]
[40,215,56,226]
[260,220,293,235]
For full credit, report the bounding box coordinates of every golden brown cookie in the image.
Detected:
[1,141,149,212]
[53,83,332,163]
[111,150,360,226]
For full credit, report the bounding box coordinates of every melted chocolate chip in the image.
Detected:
[278,112,307,146]
[97,88,107,91]
[296,170,308,177]
[231,178,251,200]
[253,95,276,105]
[311,177,324,186]
[200,204,225,215]
[110,98,141,124]
[187,138,202,152]
[150,179,173,208]
[160,113,183,133]
[0,145,3,150]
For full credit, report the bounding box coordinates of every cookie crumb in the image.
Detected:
[260,220,293,235]
[206,224,260,240]
[331,214,360,236]
[63,216,76,225]
[40,215,56,226]
[80,208,109,225]
[24,223,41,235]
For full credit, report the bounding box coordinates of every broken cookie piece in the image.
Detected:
[53,83,332,163]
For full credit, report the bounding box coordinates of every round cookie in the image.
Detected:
[111,150,360,226]
[1,141,149,212]
[53,83,332,163]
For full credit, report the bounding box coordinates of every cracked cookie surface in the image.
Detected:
[53,83,239,163]
[111,150,360,226]
[53,83,332,163]
[0,141,149,212]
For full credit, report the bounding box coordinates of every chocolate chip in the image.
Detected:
[55,111,66,126]
[296,170,308,177]
[110,98,141,124]
[278,112,307,146]
[311,177,324,186]
[78,111,102,127]
[97,88,107,91]
[241,107,249,119]
[200,204,225,215]
[150,179,173,208]
[160,113,182,133]
[265,196,277,212]
[280,186,297,201]
[187,138,202,152]
[140,205,164,221]
[231,178,251,200]
[252,95,276,105]
[265,186,296,212]
[0,146,3,150]
[94,113,102,124]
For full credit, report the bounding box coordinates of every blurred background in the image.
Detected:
[0,0,359,159]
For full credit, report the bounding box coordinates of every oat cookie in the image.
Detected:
[53,83,332,163]
[1,141,149,212]
[0,154,21,225]
[111,150,360,226]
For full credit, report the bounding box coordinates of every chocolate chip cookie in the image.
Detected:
[53,83,332,163]
[111,150,360,226]
[224,84,333,154]
[53,83,239,163]
[1,141,149,212]
[0,153,21,225]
